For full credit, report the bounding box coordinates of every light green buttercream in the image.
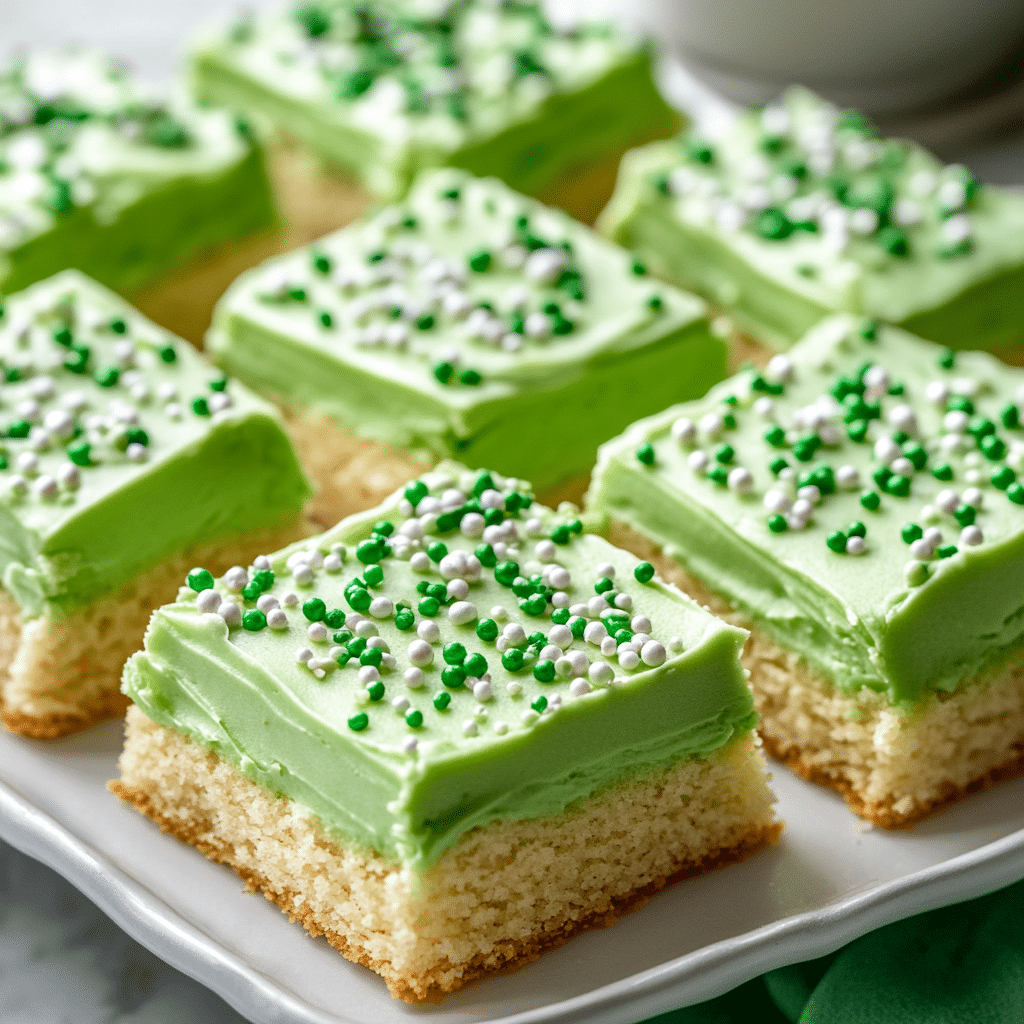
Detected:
[207,169,725,492]
[0,272,311,617]
[123,464,756,872]
[598,88,1024,353]
[0,50,275,298]
[190,0,676,200]
[588,316,1024,706]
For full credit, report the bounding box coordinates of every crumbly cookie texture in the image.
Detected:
[189,0,678,207]
[608,520,1024,827]
[598,87,1024,353]
[113,706,778,1002]
[0,271,310,735]
[0,49,274,298]
[116,463,778,995]
[208,168,725,501]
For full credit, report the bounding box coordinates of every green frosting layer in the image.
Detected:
[190,0,677,199]
[0,272,311,617]
[0,50,275,297]
[598,88,1024,353]
[207,169,725,492]
[589,316,1024,706]
[123,463,756,872]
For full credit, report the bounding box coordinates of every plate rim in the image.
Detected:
[3,770,1024,1024]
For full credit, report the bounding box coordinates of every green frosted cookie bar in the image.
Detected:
[0,49,276,298]
[599,88,1024,353]
[189,0,678,201]
[207,168,725,513]
[589,316,1024,824]
[0,271,310,737]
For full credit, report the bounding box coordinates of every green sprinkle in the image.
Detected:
[484,508,504,527]
[826,530,847,553]
[635,443,656,466]
[954,504,976,527]
[323,609,345,629]
[109,317,127,335]
[94,366,119,388]
[647,294,663,311]
[878,226,909,257]
[937,544,958,559]
[860,319,880,341]
[902,523,923,544]
[126,428,149,448]
[360,647,382,667]
[715,444,734,464]
[356,538,387,563]
[903,444,928,471]
[634,562,655,584]
[405,480,428,505]
[846,521,867,539]
[242,609,267,631]
[475,543,496,568]
[464,653,487,677]
[53,327,73,347]
[442,666,466,688]
[418,597,440,617]
[347,713,369,732]
[1000,404,1020,430]
[502,649,526,673]
[550,524,571,545]
[932,463,954,481]
[468,249,491,273]
[427,541,448,562]
[847,420,869,443]
[443,642,466,665]
[347,637,367,656]
[242,580,262,601]
[366,680,385,701]
[158,345,176,363]
[767,514,788,533]
[363,564,384,587]
[769,457,790,476]
[708,466,729,486]
[459,368,482,386]
[531,695,548,714]
[764,425,787,447]
[992,466,1017,490]
[433,361,455,384]
[533,660,556,682]
[1007,483,1024,505]
[416,313,435,331]
[551,607,570,624]
[520,594,547,616]
[395,609,415,631]
[632,259,647,275]
[476,618,499,642]
[494,561,519,586]
[405,710,423,729]
[192,397,210,417]
[947,396,974,415]
[433,691,451,711]
[187,568,214,592]
[981,435,1007,461]
[347,588,371,612]
[569,616,587,639]
[885,474,911,497]
[64,346,90,374]
[594,577,614,594]
[303,598,326,622]
[318,310,333,328]
[312,252,331,274]
[67,441,91,466]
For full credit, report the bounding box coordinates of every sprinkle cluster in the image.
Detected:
[246,176,663,391]
[0,285,234,507]
[0,51,219,249]
[636,319,1024,586]
[224,0,619,137]
[657,90,982,268]
[185,466,682,753]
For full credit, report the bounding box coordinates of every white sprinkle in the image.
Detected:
[904,560,929,586]
[493,721,509,735]
[218,602,241,627]
[392,695,410,714]
[296,647,314,664]
[727,467,754,494]
[909,537,935,560]
[961,525,983,546]
[753,397,775,419]
[835,465,859,490]
[448,601,477,625]
[887,404,917,434]
[762,488,791,513]
[548,566,571,591]
[308,622,329,642]
[410,551,431,573]
[845,536,866,556]
[196,590,222,614]
[619,649,641,671]
[937,177,967,211]
[57,463,80,490]
[355,619,378,638]
[765,354,793,383]
[507,681,522,697]
[699,412,724,439]
[33,475,58,500]
[963,487,984,509]
[252,555,271,571]
[892,198,923,226]
[266,608,288,629]
[797,485,821,504]
[849,207,879,234]
[525,517,544,536]
[589,661,614,686]
[688,450,709,472]
[404,667,425,688]
[569,679,592,698]
[16,452,38,476]
[366,636,389,652]
[282,592,299,607]
[540,644,563,663]
[503,623,526,646]
[600,635,618,657]
[462,720,479,738]
[369,596,394,619]
[923,526,943,547]
[358,666,380,685]
[323,553,343,572]
[472,680,492,702]
[874,436,901,464]
[584,621,608,645]
[891,457,915,478]
[640,640,667,667]
[256,594,279,613]
[402,736,418,754]
[535,539,557,561]
[631,615,652,634]
[293,564,314,585]
[862,365,889,394]
[925,381,949,406]
[935,489,960,514]
[555,657,574,678]
[596,563,615,579]
[671,417,696,445]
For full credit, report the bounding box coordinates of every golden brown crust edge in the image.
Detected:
[2,689,131,740]
[109,777,780,1003]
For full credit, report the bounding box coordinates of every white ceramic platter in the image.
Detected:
[2,721,1024,1024]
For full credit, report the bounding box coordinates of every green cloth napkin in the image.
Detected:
[643,877,1024,1024]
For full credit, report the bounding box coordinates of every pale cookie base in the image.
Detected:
[111,706,780,1002]
[0,521,304,740]
[284,407,589,530]
[608,520,1024,828]
[133,144,372,347]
